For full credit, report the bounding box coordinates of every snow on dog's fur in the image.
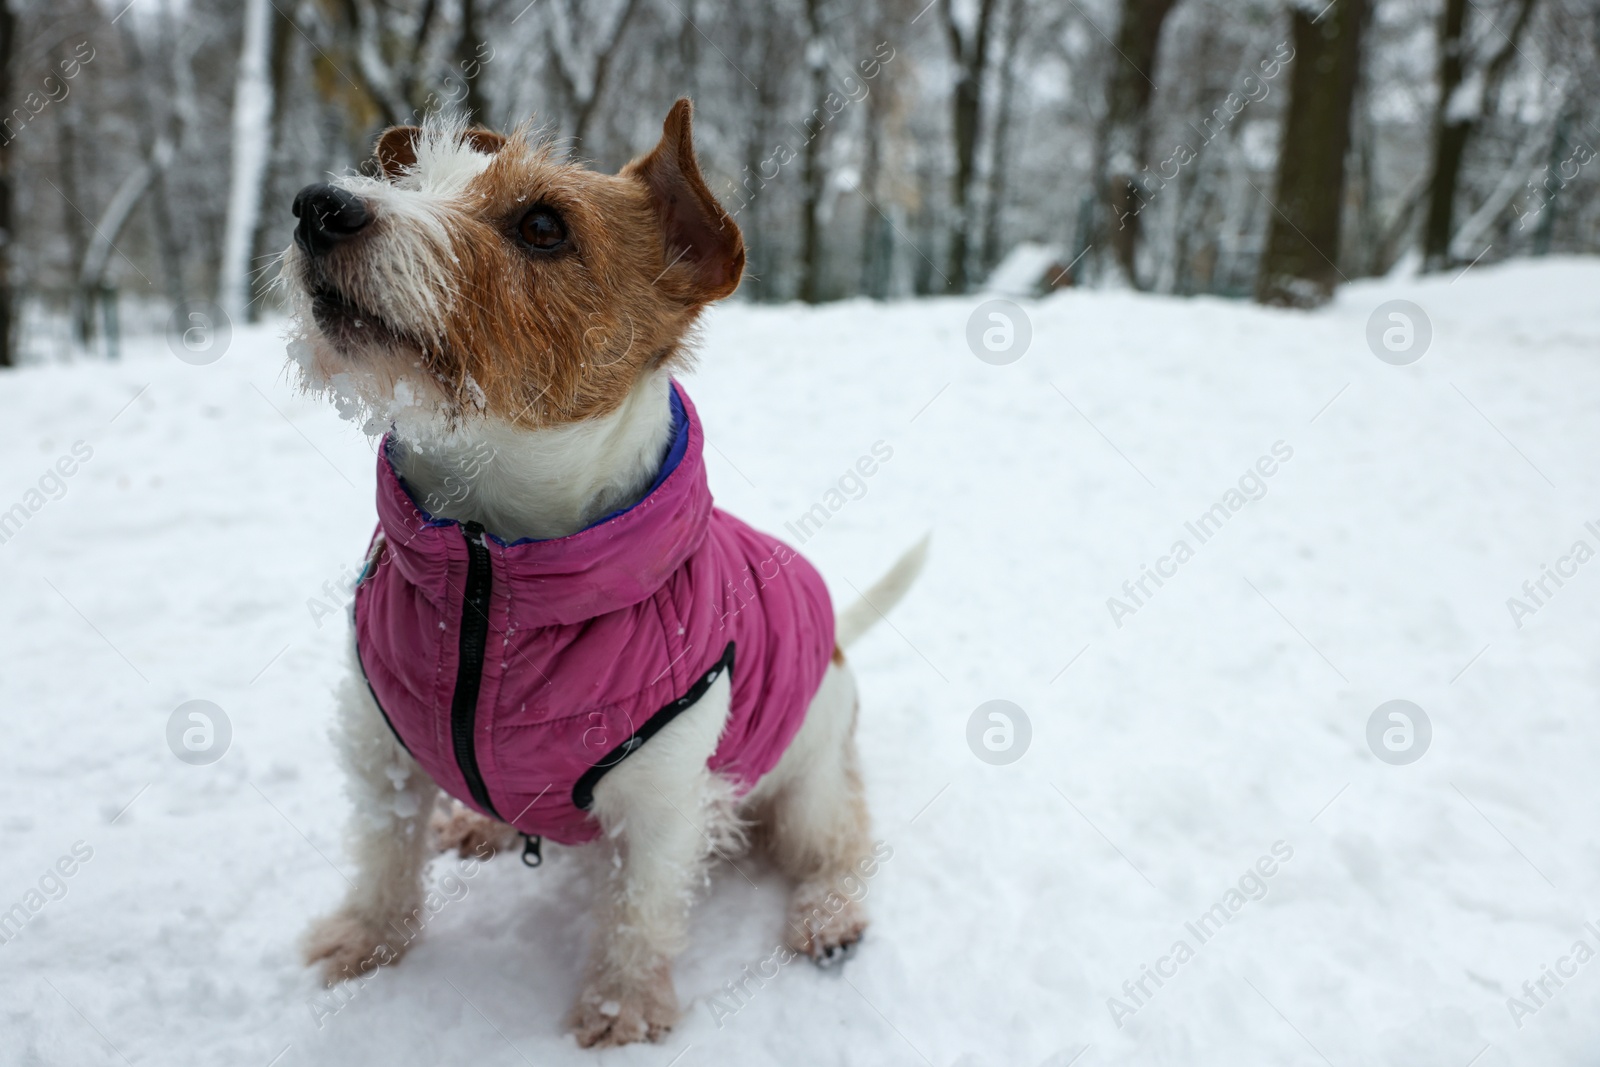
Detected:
[282,100,925,1048]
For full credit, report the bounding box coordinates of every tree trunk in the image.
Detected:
[733,10,784,302]
[1533,111,1570,256]
[914,157,940,294]
[454,0,490,125]
[797,0,828,304]
[0,0,16,367]
[943,0,999,293]
[1421,0,1538,271]
[78,163,158,297]
[55,50,92,347]
[1350,56,1379,276]
[1451,117,1556,260]
[947,65,978,290]
[1421,0,1468,272]
[219,0,276,320]
[980,0,1025,277]
[858,48,893,300]
[122,18,187,305]
[1255,0,1368,308]
[1096,0,1178,288]
[247,5,294,319]
[676,0,698,100]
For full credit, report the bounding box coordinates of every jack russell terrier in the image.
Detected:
[279,99,925,1046]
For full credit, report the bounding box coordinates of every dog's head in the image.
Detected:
[281,99,743,433]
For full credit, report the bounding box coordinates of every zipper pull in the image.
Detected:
[520,834,543,868]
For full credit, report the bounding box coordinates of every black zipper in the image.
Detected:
[450,520,500,819]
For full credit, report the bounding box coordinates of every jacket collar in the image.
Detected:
[374,380,711,627]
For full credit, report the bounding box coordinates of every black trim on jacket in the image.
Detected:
[571,641,737,812]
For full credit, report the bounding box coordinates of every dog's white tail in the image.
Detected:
[835,535,930,650]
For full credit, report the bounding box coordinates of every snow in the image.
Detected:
[985,241,1065,297]
[1445,70,1486,125]
[4,258,1600,1065]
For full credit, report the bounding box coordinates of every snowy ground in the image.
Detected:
[4,259,1600,1066]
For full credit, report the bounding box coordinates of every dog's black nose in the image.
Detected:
[293,183,370,255]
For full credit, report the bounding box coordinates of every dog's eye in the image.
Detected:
[516,206,567,252]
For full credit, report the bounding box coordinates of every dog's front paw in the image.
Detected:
[430,801,519,858]
[569,965,678,1048]
[302,911,407,986]
[786,881,868,964]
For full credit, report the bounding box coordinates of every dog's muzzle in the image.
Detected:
[292,183,370,257]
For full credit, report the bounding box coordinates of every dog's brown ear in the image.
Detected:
[375,126,421,178]
[375,126,507,178]
[461,128,507,155]
[622,99,745,303]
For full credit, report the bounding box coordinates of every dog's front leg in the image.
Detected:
[302,647,440,984]
[570,672,734,1047]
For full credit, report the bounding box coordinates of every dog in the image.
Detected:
[279,99,926,1047]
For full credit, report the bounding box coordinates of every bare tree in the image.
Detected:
[246,3,295,316]
[1093,0,1179,288]
[1420,0,1538,271]
[546,0,644,162]
[858,2,903,299]
[725,0,798,302]
[53,39,90,342]
[797,0,831,303]
[0,0,16,367]
[453,0,490,124]
[941,0,999,292]
[296,0,447,131]
[219,0,274,319]
[979,0,1027,276]
[1256,0,1368,307]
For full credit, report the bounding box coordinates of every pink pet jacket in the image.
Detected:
[353,382,834,846]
